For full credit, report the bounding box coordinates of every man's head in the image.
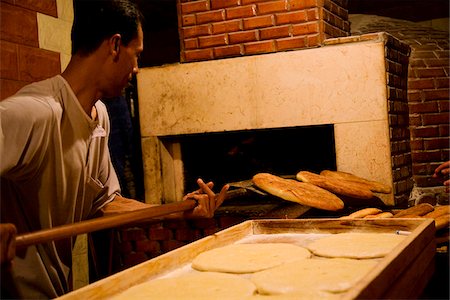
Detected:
[71,0,143,56]
[69,0,144,98]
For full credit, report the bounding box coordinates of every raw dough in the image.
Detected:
[192,243,311,273]
[112,271,256,300]
[251,258,378,295]
[306,232,406,259]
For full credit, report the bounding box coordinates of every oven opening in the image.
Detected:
[163,125,336,192]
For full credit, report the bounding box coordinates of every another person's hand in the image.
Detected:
[433,161,450,192]
[183,179,229,218]
[0,223,16,267]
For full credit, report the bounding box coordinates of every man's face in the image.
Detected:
[105,24,144,97]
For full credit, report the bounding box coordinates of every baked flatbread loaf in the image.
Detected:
[320,170,391,194]
[252,173,344,211]
[296,171,374,200]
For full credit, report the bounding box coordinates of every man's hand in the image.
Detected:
[433,161,450,192]
[0,223,16,267]
[183,179,229,218]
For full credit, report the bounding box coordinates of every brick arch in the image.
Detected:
[351,15,449,188]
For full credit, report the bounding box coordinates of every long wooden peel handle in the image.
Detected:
[15,199,197,248]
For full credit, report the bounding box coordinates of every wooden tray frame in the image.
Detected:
[59,218,435,299]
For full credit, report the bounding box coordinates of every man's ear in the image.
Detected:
[110,34,121,57]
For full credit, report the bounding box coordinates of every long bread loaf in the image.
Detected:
[320,170,391,194]
[296,171,374,199]
[393,203,434,218]
[252,173,344,211]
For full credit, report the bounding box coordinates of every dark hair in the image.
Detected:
[71,0,143,55]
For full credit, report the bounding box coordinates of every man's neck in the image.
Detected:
[61,55,104,117]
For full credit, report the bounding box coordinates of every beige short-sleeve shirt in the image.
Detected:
[0,75,120,298]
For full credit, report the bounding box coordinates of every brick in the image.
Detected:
[440,124,449,136]
[408,115,421,127]
[408,102,438,114]
[275,11,307,25]
[175,228,202,241]
[243,15,274,30]
[197,10,225,25]
[183,48,214,61]
[0,79,28,100]
[120,227,147,242]
[0,40,18,80]
[228,30,258,44]
[412,163,431,175]
[163,220,189,229]
[161,240,186,252]
[410,139,424,151]
[424,137,449,150]
[257,0,288,15]
[276,36,307,50]
[211,0,240,9]
[306,7,320,21]
[0,3,38,47]
[190,218,218,229]
[181,0,209,14]
[422,113,450,125]
[423,89,450,101]
[18,45,60,82]
[184,38,198,49]
[411,150,441,163]
[182,14,196,26]
[148,227,172,240]
[14,0,57,17]
[439,100,449,112]
[212,20,242,34]
[122,252,148,267]
[408,78,435,90]
[292,22,319,35]
[198,34,228,48]
[243,40,275,54]
[411,126,439,138]
[203,228,221,236]
[424,58,450,68]
[408,91,422,102]
[226,5,256,19]
[307,33,322,46]
[412,51,437,59]
[214,44,242,58]
[414,68,447,78]
[289,0,318,10]
[435,78,450,89]
[259,25,290,40]
[117,241,133,253]
[410,58,426,68]
[218,215,247,229]
[183,24,211,38]
[241,0,271,4]
[435,50,449,59]
[135,239,160,253]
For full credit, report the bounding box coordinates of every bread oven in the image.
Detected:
[136,32,412,207]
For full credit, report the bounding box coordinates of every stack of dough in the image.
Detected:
[192,243,311,273]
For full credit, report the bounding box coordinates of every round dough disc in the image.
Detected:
[251,258,378,295]
[192,243,311,273]
[112,272,256,300]
[306,232,406,259]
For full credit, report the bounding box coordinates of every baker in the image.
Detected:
[0,0,228,298]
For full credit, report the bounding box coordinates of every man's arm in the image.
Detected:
[101,178,229,218]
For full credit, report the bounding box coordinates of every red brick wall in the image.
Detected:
[177,0,350,62]
[351,18,449,189]
[0,0,61,100]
